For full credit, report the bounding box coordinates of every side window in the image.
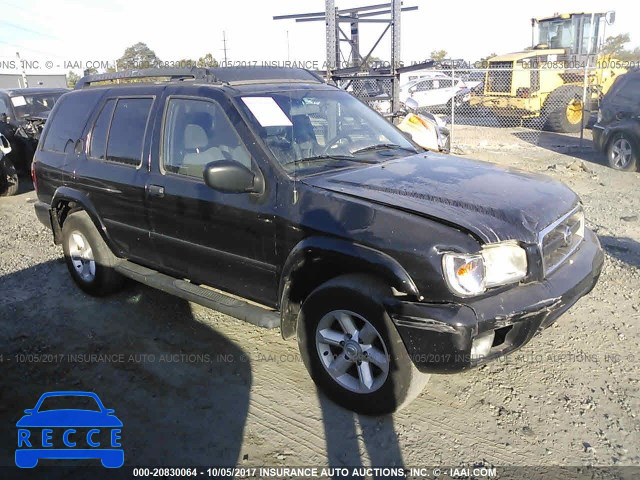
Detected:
[89,99,116,160]
[415,80,432,92]
[105,98,153,166]
[0,96,10,118]
[162,98,252,179]
[439,79,453,88]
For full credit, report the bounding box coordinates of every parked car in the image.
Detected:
[592,69,640,171]
[400,72,470,112]
[33,67,603,414]
[0,133,15,196]
[0,87,68,195]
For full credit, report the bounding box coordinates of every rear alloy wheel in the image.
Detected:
[297,274,429,415]
[607,133,637,172]
[62,211,125,296]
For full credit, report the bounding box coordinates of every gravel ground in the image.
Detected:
[0,127,638,479]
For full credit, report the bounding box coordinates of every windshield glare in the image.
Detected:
[239,89,416,173]
[11,92,64,119]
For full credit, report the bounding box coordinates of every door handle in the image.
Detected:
[148,184,165,198]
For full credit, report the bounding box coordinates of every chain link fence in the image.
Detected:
[397,65,603,153]
[344,65,612,153]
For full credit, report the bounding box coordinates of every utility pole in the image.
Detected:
[287,30,290,61]
[222,31,228,65]
[16,52,28,88]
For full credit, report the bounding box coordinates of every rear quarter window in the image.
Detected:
[42,92,101,153]
[617,77,640,103]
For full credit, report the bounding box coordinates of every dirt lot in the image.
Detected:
[0,126,639,478]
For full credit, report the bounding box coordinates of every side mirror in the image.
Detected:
[24,409,34,415]
[606,11,615,25]
[105,409,115,414]
[203,160,262,194]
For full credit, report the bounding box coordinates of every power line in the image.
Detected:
[0,20,60,40]
[0,40,66,60]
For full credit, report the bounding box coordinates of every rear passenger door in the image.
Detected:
[73,93,157,263]
[146,90,279,306]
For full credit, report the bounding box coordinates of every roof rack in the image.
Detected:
[75,66,325,89]
[75,68,218,89]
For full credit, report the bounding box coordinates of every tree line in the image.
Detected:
[67,42,219,87]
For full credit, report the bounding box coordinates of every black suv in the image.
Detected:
[33,68,603,414]
[593,69,640,171]
[0,87,68,195]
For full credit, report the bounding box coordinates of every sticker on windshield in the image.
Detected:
[241,97,292,127]
[11,96,27,107]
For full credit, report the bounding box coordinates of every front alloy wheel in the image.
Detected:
[607,134,637,171]
[297,274,430,415]
[316,309,389,394]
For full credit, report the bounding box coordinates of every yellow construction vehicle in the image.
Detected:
[471,12,627,132]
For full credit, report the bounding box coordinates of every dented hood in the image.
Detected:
[303,153,579,244]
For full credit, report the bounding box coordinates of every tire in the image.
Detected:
[62,211,125,296]
[297,274,429,415]
[607,133,638,172]
[445,97,462,112]
[544,86,584,133]
[0,158,19,196]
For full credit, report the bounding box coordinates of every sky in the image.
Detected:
[0,0,638,75]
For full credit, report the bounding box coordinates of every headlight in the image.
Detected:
[443,241,528,297]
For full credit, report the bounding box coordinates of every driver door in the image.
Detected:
[147,90,279,306]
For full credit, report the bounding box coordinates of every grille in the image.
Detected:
[487,61,513,93]
[539,207,585,276]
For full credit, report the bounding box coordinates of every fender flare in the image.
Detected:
[278,236,420,338]
[50,186,121,255]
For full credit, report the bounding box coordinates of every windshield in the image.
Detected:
[538,19,574,49]
[10,92,64,119]
[238,89,417,174]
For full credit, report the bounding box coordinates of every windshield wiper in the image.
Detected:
[351,143,418,155]
[283,154,375,167]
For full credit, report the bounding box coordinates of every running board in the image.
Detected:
[115,261,280,329]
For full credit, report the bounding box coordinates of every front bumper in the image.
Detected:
[386,229,604,373]
[592,124,607,153]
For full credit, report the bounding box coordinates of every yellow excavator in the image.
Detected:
[471,12,627,132]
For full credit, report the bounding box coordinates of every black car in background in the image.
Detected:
[0,87,68,195]
[593,70,640,172]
